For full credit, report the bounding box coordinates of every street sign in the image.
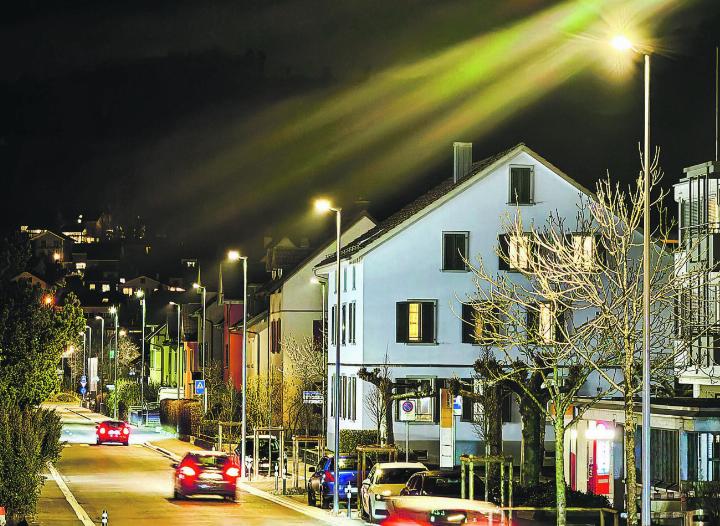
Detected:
[453,395,463,416]
[80,386,87,395]
[399,399,416,421]
[194,380,205,395]
[302,391,323,404]
[80,375,87,387]
[106,384,115,391]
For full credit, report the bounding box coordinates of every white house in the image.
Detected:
[314,142,605,467]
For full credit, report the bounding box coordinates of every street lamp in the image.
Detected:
[136,289,147,407]
[95,316,105,403]
[612,34,652,525]
[109,306,119,419]
[193,282,208,413]
[85,325,92,397]
[169,301,182,434]
[224,250,249,479]
[314,197,342,515]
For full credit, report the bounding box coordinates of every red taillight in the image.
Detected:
[179,466,196,477]
[323,470,335,483]
[225,466,240,478]
[98,427,106,434]
[122,427,130,435]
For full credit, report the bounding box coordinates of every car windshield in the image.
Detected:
[193,455,228,468]
[424,475,461,496]
[328,456,357,471]
[245,439,279,455]
[105,421,124,426]
[375,467,424,484]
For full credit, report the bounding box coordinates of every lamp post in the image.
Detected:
[227,250,249,479]
[314,198,342,515]
[109,306,119,419]
[95,316,105,404]
[311,276,328,440]
[136,290,146,407]
[85,325,92,397]
[193,283,208,413]
[612,35,651,524]
[170,301,182,435]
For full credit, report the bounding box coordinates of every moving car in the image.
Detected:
[400,470,483,499]
[360,462,428,523]
[382,496,502,526]
[95,420,130,445]
[307,454,359,509]
[173,451,241,501]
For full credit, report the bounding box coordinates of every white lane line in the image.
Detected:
[47,462,96,526]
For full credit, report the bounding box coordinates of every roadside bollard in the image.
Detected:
[274,463,279,491]
[345,482,352,518]
[245,455,253,481]
[101,510,108,525]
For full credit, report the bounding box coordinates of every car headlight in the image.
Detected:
[375,490,392,501]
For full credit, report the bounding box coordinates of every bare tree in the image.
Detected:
[282,336,325,435]
[364,384,386,444]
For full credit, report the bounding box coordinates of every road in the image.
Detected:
[41,405,327,525]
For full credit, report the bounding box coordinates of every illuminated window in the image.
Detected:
[396,378,435,422]
[527,303,566,344]
[396,301,436,344]
[461,303,501,344]
[119,277,126,283]
[572,235,596,270]
[499,234,532,271]
[101,284,110,293]
[76,262,86,270]
[123,287,133,295]
[89,283,96,290]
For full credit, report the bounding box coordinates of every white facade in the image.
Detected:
[316,144,601,464]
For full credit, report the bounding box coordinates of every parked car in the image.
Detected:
[400,470,484,499]
[360,462,428,523]
[95,420,130,446]
[306,454,359,509]
[234,435,287,475]
[382,496,502,526]
[173,451,240,501]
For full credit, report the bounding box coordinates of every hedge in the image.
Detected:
[160,399,202,436]
[339,430,379,454]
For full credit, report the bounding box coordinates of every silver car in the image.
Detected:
[359,462,427,523]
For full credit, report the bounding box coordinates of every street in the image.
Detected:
[40,405,329,525]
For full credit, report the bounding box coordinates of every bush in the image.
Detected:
[513,482,612,508]
[160,398,202,436]
[47,391,79,403]
[339,429,379,454]
[0,403,63,522]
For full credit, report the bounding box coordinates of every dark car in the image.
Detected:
[235,435,287,475]
[95,420,130,446]
[306,454,359,508]
[382,496,502,526]
[400,470,484,499]
[173,451,240,501]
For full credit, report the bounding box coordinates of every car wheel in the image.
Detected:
[307,490,315,507]
[96,438,100,445]
[124,442,129,446]
[174,489,182,500]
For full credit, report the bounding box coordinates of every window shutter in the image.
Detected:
[461,379,473,422]
[526,305,538,342]
[433,379,442,424]
[501,391,513,423]
[461,303,474,344]
[396,302,409,343]
[555,308,566,343]
[277,319,282,352]
[498,234,510,271]
[594,234,606,266]
[443,234,455,270]
[421,302,436,343]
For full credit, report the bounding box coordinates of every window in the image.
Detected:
[461,303,501,344]
[330,306,336,345]
[271,319,282,354]
[461,378,483,422]
[396,378,435,422]
[76,262,86,270]
[572,234,600,270]
[341,304,347,345]
[313,319,323,348]
[101,284,111,293]
[527,303,566,344]
[498,234,533,271]
[343,267,347,292]
[349,302,356,344]
[352,266,356,290]
[509,166,534,204]
[443,232,469,271]
[122,287,132,295]
[396,301,436,344]
[89,283,96,291]
[637,427,680,484]
[331,374,357,420]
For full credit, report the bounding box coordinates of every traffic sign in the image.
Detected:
[194,379,205,395]
[303,391,323,404]
[399,399,416,421]
[453,395,463,416]
[80,375,87,387]
[80,386,87,395]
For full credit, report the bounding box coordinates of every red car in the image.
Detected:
[95,420,130,445]
[173,452,240,502]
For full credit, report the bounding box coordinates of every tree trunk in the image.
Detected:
[625,397,639,526]
[554,417,567,526]
[384,388,395,445]
[519,395,543,486]
[486,385,503,483]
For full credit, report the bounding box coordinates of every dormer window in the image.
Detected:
[509,166,534,205]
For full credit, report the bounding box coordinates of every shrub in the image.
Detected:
[47,391,79,403]
[160,398,202,436]
[513,482,611,508]
[339,429,379,454]
[0,403,63,522]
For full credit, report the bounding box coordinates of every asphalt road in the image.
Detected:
[46,406,325,525]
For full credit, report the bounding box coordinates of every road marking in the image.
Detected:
[47,462,96,526]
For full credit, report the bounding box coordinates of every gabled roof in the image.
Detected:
[30,230,69,242]
[316,143,594,267]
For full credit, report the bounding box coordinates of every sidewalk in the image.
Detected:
[145,437,363,525]
[31,472,83,526]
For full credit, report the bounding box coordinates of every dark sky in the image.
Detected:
[2,0,720,256]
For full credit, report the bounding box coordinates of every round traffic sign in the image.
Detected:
[401,400,414,413]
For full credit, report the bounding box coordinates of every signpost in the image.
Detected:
[194,379,205,395]
[302,391,323,404]
[439,389,454,469]
[80,375,87,399]
[399,400,416,462]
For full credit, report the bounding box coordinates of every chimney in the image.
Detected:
[453,142,472,183]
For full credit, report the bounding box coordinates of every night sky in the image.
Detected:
[2,0,720,257]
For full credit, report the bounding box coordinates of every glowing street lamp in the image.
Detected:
[95,316,105,399]
[193,282,208,413]
[612,34,652,525]
[314,197,342,515]
[109,306,119,418]
[227,249,241,262]
[135,289,147,406]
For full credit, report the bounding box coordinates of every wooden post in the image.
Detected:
[461,461,466,499]
[508,460,513,519]
[599,510,605,526]
[500,461,505,510]
[469,461,475,500]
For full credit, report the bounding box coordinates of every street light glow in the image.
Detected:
[227,250,241,262]
[135,289,144,298]
[109,306,117,314]
[611,35,633,52]
[119,329,127,337]
[314,198,332,213]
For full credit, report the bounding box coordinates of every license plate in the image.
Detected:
[199,472,222,480]
[109,431,119,436]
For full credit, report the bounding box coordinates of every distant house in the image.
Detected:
[11,271,48,289]
[29,230,71,262]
